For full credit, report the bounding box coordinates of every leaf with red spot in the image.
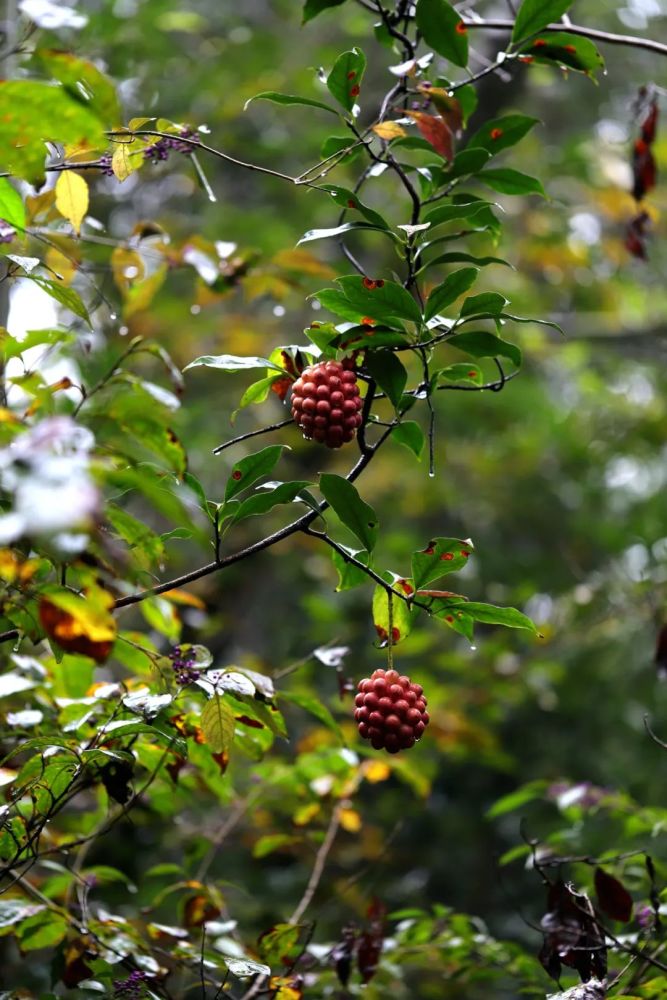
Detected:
[411,537,474,590]
[518,32,604,76]
[595,867,633,923]
[405,111,454,161]
[512,0,575,46]
[416,0,469,69]
[224,444,287,501]
[372,582,414,647]
[467,114,540,156]
[327,47,366,113]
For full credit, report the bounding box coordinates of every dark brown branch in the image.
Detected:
[114,427,394,610]
[212,418,292,455]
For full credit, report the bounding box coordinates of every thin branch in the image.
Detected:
[107,130,325,190]
[114,427,394,610]
[212,418,292,455]
[289,803,342,925]
[463,17,667,58]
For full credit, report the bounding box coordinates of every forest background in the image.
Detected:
[1,0,667,997]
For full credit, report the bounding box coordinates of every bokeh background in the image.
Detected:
[4,0,667,995]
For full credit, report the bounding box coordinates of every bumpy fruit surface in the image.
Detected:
[354,668,430,753]
[291,360,363,449]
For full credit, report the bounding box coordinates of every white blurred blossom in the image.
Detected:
[0,417,99,553]
[19,0,87,29]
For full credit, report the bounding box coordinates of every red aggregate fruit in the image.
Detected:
[291,359,363,448]
[354,668,430,753]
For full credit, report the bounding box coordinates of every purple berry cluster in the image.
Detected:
[113,970,149,998]
[98,153,114,177]
[144,127,200,164]
[169,645,201,685]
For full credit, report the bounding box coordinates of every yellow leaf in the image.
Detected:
[200,695,235,754]
[372,121,406,140]
[363,760,391,784]
[54,172,89,235]
[162,589,207,610]
[271,248,336,278]
[292,802,320,826]
[339,807,362,833]
[112,142,142,182]
[45,246,77,285]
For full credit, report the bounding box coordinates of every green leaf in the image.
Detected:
[231,481,313,522]
[225,445,287,501]
[0,327,72,362]
[0,179,25,230]
[253,834,298,858]
[16,911,68,951]
[336,275,422,324]
[411,537,473,590]
[422,199,494,230]
[281,691,343,741]
[447,330,521,367]
[512,0,574,45]
[424,251,512,270]
[302,0,348,23]
[327,47,366,113]
[312,290,401,332]
[486,780,549,817]
[330,545,371,590]
[391,421,425,459]
[244,91,339,115]
[372,584,414,645]
[500,312,565,335]
[365,351,407,407]
[31,49,121,124]
[321,184,389,229]
[519,32,605,75]
[466,114,540,155]
[184,354,284,373]
[459,291,508,318]
[0,81,106,183]
[478,168,547,197]
[298,221,395,246]
[455,84,478,126]
[200,695,235,754]
[29,278,91,325]
[434,363,483,385]
[442,147,492,180]
[416,0,469,68]
[233,373,284,417]
[320,134,365,163]
[453,601,538,632]
[424,267,479,321]
[319,473,379,552]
